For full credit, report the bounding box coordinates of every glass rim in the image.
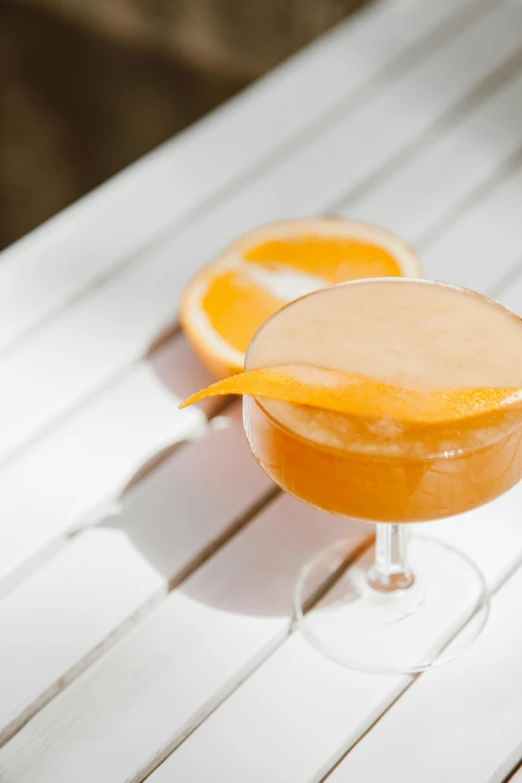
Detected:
[243,277,522,461]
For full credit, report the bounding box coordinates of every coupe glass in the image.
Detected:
[243,279,522,674]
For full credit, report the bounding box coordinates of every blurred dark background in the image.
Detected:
[0,0,368,251]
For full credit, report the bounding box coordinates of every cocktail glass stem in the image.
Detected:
[368,523,414,592]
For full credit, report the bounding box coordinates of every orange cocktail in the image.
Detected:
[244,280,522,522]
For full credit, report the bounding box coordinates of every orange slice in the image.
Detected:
[179,218,422,379]
[179,364,522,425]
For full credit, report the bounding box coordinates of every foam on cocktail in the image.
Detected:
[248,279,522,387]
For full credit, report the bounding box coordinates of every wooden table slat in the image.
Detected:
[497,273,522,311]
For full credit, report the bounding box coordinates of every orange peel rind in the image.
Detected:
[179,364,522,425]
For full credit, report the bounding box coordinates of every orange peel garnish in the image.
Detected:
[179,364,522,425]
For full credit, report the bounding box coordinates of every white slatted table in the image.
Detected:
[2,0,522,780]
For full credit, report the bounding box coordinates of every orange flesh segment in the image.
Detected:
[202,269,282,353]
[244,236,402,282]
[179,364,522,425]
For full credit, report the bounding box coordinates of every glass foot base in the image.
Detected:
[294,535,490,675]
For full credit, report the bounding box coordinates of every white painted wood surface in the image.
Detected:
[0,0,474,353]
[0,498,369,783]
[500,273,522,313]
[0,406,272,747]
[0,529,165,746]
[2,0,522,780]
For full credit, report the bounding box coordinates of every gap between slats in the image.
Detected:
[503,758,522,782]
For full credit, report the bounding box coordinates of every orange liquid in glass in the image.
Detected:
[244,280,522,522]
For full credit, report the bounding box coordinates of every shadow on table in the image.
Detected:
[101,480,371,619]
[97,337,372,618]
[178,498,372,619]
